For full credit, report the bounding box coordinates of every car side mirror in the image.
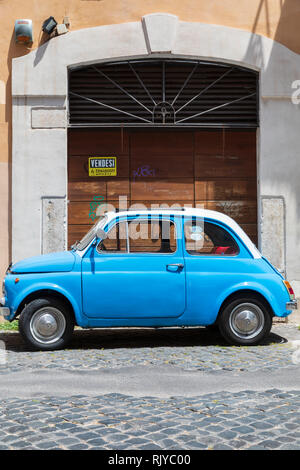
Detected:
[96,227,107,240]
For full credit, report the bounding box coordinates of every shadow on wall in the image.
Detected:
[243,0,300,243]
[5,24,52,263]
[275,0,300,241]
[244,0,300,83]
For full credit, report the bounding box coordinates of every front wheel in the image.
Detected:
[19,297,74,350]
[218,297,272,346]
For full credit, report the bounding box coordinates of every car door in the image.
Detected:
[81,215,186,320]
[183,216,247,325]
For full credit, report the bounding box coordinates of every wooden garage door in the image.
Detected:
[68,128,257,247]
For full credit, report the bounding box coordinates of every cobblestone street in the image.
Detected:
[0,324,299,450]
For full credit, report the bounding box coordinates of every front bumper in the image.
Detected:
[286,300,298,310]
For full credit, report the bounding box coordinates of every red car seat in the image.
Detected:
[211,246,236,255]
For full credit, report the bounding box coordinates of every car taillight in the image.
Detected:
[283,280,295,300]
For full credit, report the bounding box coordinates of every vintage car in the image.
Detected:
[0,208,297,350]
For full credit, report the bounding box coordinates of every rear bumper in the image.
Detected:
[286,300,298,310]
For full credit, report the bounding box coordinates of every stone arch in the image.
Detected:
[11,14,300,291]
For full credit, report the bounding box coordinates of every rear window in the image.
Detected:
[184,219,239,256]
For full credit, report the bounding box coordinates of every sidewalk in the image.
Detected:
[287,299,300,325]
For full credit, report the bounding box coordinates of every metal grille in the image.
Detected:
[68,59,258,128]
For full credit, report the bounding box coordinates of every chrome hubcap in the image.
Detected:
[229,303,265,339]
[30,307,66,344]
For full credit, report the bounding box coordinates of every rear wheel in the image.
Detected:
[218,297,272,345]
[19,297,74,350]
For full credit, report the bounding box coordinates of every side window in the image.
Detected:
[97,218,177,254]
[184,219,239,256]
[128,219,177,253]
[97,220,128,253]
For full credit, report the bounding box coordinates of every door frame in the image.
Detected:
[81,214,187,320]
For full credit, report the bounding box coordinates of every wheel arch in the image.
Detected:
[14,289,79,324]
[216,288,275,322]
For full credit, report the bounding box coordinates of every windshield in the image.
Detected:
[73,216,107,251]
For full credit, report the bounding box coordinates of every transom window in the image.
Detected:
[69,59,258,127]
[184,219,239,256]
[97,218,177,254]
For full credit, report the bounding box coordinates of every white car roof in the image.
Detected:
[102,208,261,259]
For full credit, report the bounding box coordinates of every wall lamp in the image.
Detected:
[42,16,57,35]
[15,19,33,44]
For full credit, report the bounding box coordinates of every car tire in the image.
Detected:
[218,296,272,346]
[19,297,75,351]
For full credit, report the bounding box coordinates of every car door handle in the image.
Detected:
[166,263,184,272]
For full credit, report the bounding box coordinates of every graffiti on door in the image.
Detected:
[132,165,156,182]
[89,196,105,221]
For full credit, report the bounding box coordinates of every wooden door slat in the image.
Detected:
[68,129,258,249]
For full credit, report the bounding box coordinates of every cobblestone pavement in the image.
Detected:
[0,324,299,450]
[0,324,297,374]
[0,390,300,450]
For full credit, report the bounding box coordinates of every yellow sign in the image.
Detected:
[88,157,117,177]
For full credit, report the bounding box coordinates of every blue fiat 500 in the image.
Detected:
[0,208,297,350]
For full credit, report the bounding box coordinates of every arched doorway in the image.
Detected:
[67,59,258,247]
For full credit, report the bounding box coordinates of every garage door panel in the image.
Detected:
[69,202,97,225]
[194,130,223,155]
[68,179,130,201]
[131,179,194,201]
[130,131,194,156]
[131,200,193,210]
[107,179,130,199]
[68,181,107,201]
[68,200,130,225]
[69,129,129,155]
[195,200,257,224]
[240,224,258,244]
[194,130,256,158]
[68,129,257,250]
[195,179,257,201]
[194,153,256,178]
[224,131,256,158]
[68,225,91,246]
[131,154,194,178]
[68,154,129,180]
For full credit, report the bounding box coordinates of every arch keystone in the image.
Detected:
[142,13,178,53]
